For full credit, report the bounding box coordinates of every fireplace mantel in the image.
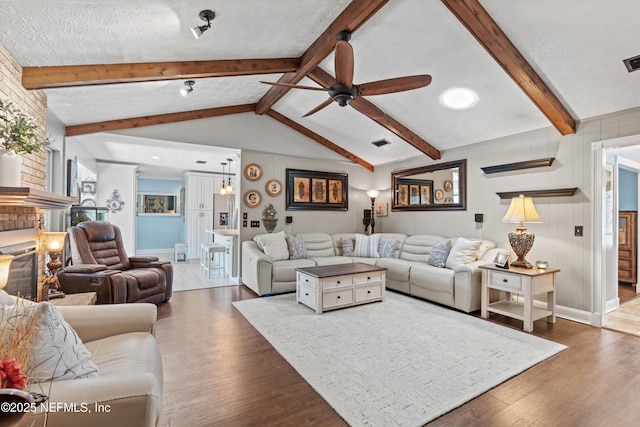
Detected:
[0,187,76,209]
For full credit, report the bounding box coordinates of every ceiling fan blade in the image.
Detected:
[357,75,432,96]
[260,81,327,91]
[349,97,385,120]
[302,98,334,118]
[335,40,354,87]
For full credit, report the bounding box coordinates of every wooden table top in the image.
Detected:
[296,262,387,278]
[48,291,97,306]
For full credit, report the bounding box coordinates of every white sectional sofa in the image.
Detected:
[241,232,499,313]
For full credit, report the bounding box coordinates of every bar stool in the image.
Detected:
[201,243,226,278]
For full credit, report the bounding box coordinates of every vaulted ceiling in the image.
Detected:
[1,0,638,177]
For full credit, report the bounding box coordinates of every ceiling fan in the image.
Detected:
[261,31,432,119]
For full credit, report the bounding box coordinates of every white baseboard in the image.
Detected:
[511,295,592,325]
[605,297,620,313]
[136,248,174,262]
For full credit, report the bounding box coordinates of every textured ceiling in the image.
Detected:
[1,0,639,177]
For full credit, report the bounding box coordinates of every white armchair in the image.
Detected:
[29,303,163,427]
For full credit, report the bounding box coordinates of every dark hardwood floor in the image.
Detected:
[157,286,640,427]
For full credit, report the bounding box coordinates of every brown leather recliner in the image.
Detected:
[58,221,173,304]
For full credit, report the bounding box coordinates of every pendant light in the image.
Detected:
[219,162,227,195]
[225,158,234,195]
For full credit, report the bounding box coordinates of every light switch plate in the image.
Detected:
[251,221,260,227]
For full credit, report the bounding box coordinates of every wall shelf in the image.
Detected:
[496,188,578,199]
[0,187,76,209]
[481,157,555,174]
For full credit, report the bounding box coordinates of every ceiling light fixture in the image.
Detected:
[439,87,479,110]
[225,158,234,195]
[191,10,215,39]
[180,80,195,97]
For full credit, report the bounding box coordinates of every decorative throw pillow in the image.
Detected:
[0,301,98,383]
[445,237,482,269]
[354,234,380,258]
[340,237,354,256]
[428,239,452,268]
[286,235,307,260]
[254,231,289,261]
[377,239,396,258]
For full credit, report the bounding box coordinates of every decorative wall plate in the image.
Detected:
[106,189,125,212]
[435,189,444,201]
[444,180,453,192]
[81,198,96,207]
[265,179,282,196]
[244,163,262,181]
[243,190,262,208]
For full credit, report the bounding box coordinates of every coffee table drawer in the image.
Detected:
[488,271,522,293]
[353,271,383,285]
[323,288,354,309]
[322,275,353,289]
[297,272,318,289]
[298,283,317,309]
[355,283,382,302]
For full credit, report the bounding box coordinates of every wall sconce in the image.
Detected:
[191,10,215,39]
[43,232,67,276]
[180,80,195,97]
[0,255,14,291]
[501,194,543,268]
[364,189,380,234]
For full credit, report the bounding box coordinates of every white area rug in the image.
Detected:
[233,292,566,427]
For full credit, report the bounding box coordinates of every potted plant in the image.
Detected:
[0,98,51,186]
[262,203,278,233]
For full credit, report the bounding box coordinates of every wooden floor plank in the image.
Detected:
[156,284,640,426]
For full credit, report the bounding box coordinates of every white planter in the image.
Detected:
[0,149,22,187]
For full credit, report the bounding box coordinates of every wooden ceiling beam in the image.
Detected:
[255,0,389,115]
[22,58,300,89]
[307,67,441,160]
[265,109,374,172]
[441,0,576,135]
[65,104,256,137]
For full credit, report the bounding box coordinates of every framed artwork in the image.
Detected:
[493,251,510,269]
[395,178,433,206]
[243,190,262,208]
[244,163,262,181]
[444,180,453,192]
[81,180,96,194]
[138,193,178,215]
[435,189,444,202]
[265,179,282,196]
[286,169,348,211]
[376,202,388,217]
[66,159,79,198]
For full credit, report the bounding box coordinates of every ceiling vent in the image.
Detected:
[371,139,391,147]
[623,55,640,73]
[195,160,207,164]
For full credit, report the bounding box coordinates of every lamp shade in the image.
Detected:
[366,189,380,199]
[0,254,14,290]
[501,194,543,225]
[43,232,67,253]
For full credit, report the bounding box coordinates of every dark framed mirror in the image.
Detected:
[391,159,466,211]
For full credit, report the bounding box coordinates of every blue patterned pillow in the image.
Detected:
[286,235,307,260]
[428,239,452,268]
[340,237,354,256]
[377,239,396,258]
[354,234,380,258]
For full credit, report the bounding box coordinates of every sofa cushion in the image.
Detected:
[409,264,456,307]
[340,237,354,256]
[354,234,380,258]
[399,235,446,263]
[428,239,452,268]
[272,259,316,282]
[376,233,408,258]
[312,256,353,267]
[0,301,99,383]
[445,237,482,269]
[254,231,289,261]
[286,235,307,260]
[377,239,396,258]
[375,258,416,282]
[296,233,336,257]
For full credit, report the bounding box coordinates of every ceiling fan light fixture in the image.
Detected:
[180,80,195,97]
[191,10,215,39]
[439,87,478,110]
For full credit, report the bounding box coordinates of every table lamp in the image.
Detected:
[501,194,543,268]
[43,232,67,276]
[0,254,14,290]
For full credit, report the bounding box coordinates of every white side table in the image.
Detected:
[480,264,560,333]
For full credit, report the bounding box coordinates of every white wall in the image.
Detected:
[96,163,138,255]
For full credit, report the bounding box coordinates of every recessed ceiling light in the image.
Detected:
[151,156,161,160]
[439,88,479,110]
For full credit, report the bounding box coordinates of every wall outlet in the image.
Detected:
[242,220,247,227]
[251,221,260,227]
[575,225,583,237]
[286,216,293,224]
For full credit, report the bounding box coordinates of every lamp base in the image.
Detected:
[508,227,535,269]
